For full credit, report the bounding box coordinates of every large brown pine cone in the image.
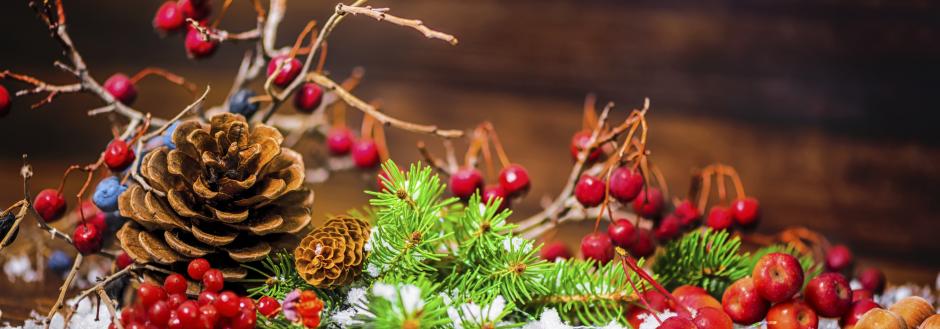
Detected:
[117,113,313,272]
[294,216,370,288]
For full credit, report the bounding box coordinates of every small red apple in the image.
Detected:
[673,285,721,311]
[825,244,853,272]
[851,289,873,302]
[752,253,805,303]
[805,272,852,318]
[856,268,885,294]
[840,298,880,328]
[539,241,571,262]
[693,307,734,329]
[722,277,770,325]
[766,299,818,329]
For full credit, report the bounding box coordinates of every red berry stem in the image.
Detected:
[482,122,512,168]
[614,248,662,324]
[582,93,598,131]
[615,247,693,318]
[129,67,198,95]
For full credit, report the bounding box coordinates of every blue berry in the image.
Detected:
[105,211,126,235]
[163,122,179,149]
[0,212,19,247]
[47,250,73,275]
[92,176,127,212]
[229,89,259,119]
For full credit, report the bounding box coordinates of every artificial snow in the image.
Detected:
[3,255,39,283]
[446,295,507,329]
[2,296,113,329]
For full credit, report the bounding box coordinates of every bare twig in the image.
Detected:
[335,4,459,45]
[44,253,84,328]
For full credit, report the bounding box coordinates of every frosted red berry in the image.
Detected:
[164,273,188,295]
[202,268,224,292]
[450,168,484,199]
[482,184,508,211]
[0,85,11,117]
[153,1,185,33]
[104,139,136,171]
[655,214,683,241]
[731,197,760,226]
[351,140,380,168]
[673,199,700,226]
[326,128,354,155]
[706,206,734,230]
[574,175,606,208]
[187,258,210,280]
[607,218,636,248]
[580,232,614,264]
[73,223,103,254]
[185,26,218,59]
[116,252,134,270]
[257,296,281,318]
[266,55,302,87]
[294,83,324,113]
[216,291,240,317]
[104,73,138,105]
[137,283,167,308]
[631,187,663,218]
[539,241,571,262]
[498,164,530,196]
[570,130,602,162]
[34,189,66,222]
[610,167,643,204]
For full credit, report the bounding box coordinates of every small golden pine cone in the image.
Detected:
[294,216,371,288]
[117,113,313,276]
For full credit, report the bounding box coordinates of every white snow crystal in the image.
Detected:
[4,255,39,283]
[399,285,424,314]
[363,227,377,252]
[3,296,113,329]
[447,295,507,329]
[521,308,572,329]
[818,318,840,329]
[637,310,679,329]
[502,237,530,252]
[366,263,381,277]
[372,282,397,302]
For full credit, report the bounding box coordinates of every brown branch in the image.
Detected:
[0,70,83,109]
[335,4,459,45]
[417,141,451,175]
[21,155,74,245]
[44,253,84,328]
[187,18,262,43]
[309,73,465,138]
[0,200,29,251]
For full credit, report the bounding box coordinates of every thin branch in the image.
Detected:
[335,4,459,45]
[44,253,84,328]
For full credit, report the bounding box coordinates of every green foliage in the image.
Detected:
[365,160,457,279]
[243,251,344,308]
[744,244,821,287]
[533,258,650,326]
[354,275,450,328]
[652,228,750,298]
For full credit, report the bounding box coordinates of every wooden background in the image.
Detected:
[1,0,938,324]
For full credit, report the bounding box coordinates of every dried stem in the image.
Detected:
[334,4,459,45]
[44,253,84,328]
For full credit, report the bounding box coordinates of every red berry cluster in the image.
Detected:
[151,0,218,59]
[114,258,256,329]
[720,251,887,328]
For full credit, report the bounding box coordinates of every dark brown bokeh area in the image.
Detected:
[0,0,938,323]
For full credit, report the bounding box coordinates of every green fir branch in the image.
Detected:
[354,275,450,328]
[533,258,650,326]
[652,228,750,298]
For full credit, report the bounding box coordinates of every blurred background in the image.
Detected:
[1,0,938,323]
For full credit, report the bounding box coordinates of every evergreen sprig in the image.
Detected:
[365,160,457,279]
[744,244,821,287]
[534,258,650,326]
[354,275,450,328]
[652,228,750,298]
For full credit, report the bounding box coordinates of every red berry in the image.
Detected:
[852,289,873,302]
[326,128,354,155]
[120,305,143,325]
[706,206,734,231]
[216,291,240,317]
[539,241,571,262]
[266,55,303,87]
[239,297,256,313]
[148,300,172,327]
[825,244,854,272]
[176,301,200,329]
[574,175,606,208]
[201,268,224,292]
[731,197,760,226]
[294,83,324,113]
[351,140,380,168]
[841,298,880,327]
[629,228,656,258]
[673,199,700,226]
[137,283,167,308]
[607,218,636,248]
[257,296,281,318]
[104,139,136,171]
[197,291,218,306]
[449,168,484,199]
[631,187,663,218]
[570,130,602,162]
[580,232,614,264]
[805,272,852,318]
[198,304,220,329]
[104,73,138,105]
[481,184,509,211]
[116,252,134,270]
[609,167,643,203]
[185,25,218,59]
[178,0,211,20]
[231,309,256,329]
[153,1,185,32]
[86,211,108,236]
[0,85,11,117]
[187,258,210,280]
[498,164,530,197]
[166,293,187,310]
[73,223,103,254]
[164,273,188,295]
[34,188,66,222]
[857,267,885,294]
[655,214,683,241]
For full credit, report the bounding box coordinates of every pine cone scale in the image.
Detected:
[164,230,214,258]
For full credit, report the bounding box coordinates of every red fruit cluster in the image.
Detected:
[33,188,67,223]
[720,251,879,328]
[116,258,256,329]
[104,139,137,172]
[627,286,734,329]
[151,0,217,58]
[447,164,531,212]
[704,197,761,231]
